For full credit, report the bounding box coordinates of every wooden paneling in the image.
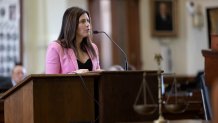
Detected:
[4,82,33,123]
[33,77,95,123]
[111,0,141,69]
[0,100,4,123]
[211,34,218,51]
[99,71,159,123]
[88,0,142,69]
[88,0,102,66]
[126,0,142,69]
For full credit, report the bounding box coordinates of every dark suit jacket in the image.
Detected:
[0,76,13,93]
[155,13,173,31]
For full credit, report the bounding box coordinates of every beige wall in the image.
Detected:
[186,0,218,75]
[140,0,187,75]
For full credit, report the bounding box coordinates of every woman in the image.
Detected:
[45,7,100,74]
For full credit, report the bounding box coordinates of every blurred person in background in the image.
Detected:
[11,63,26,86]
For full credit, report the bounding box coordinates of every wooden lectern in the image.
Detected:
[202,50,218,87]
[1,74,99,123]
[0,71,159,123]
[0,71,205,123]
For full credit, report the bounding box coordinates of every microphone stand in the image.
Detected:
[93,31,128,70]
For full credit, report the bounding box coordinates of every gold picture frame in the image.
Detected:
[150,0,178,37]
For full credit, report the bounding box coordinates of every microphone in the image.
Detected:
[93,30,128,71]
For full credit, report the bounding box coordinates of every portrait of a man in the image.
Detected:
[155,1,173,31]
[151,0,177,37]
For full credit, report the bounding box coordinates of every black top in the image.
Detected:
[0,76,13,93]
[77,59,93,71]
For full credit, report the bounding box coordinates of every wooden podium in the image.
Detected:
[0,74,99,123]
[0,71,204,123]
[0,71,159,123]
[202,49,218,87]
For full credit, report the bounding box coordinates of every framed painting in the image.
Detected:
[150,0,178,37]
[0,0,22,76]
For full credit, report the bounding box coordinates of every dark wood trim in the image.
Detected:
[20,0,23,64]
[88,0,142,69]
[111,0,141,69]
[126,0,142,69]
[88,0,102,67]
[202,49,218,58]
[111,0,122,66]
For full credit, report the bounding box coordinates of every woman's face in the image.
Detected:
[76,13,91,40]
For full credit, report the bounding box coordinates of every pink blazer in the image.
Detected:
[45,41,100,74]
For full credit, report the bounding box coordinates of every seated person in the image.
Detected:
[0,63,26,92]
[0,76,11,93]
[11,63,26,86]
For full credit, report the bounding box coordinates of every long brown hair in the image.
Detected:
[58,7,96,57]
